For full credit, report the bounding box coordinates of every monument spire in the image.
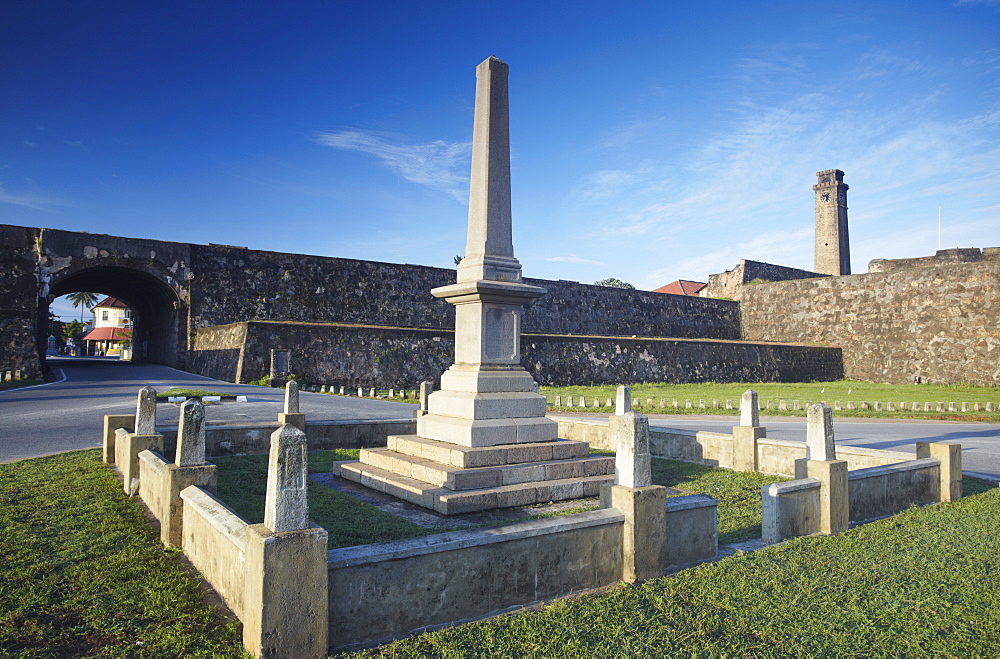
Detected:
[458,56,521,284]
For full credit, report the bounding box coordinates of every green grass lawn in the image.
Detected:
[543,379,1000,421]
[348,485,1000,657]
[211,449,438,549]
[652,460,787,544]
[0,450,247,657]
[211,451,787,547]
[3,449,995,656]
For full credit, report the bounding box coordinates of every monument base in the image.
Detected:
[335,434,614,515]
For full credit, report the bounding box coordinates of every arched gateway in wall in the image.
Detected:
[46,263,184,366]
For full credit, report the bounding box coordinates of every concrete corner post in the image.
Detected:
[243,524,329,658]
[615,385,631,415]
[417,380,432,418]
[793,403,847,536]
[111,387,164,495]
[162,399,217,547]
[176,399,207,466]
[243,422,328,658]
[731,389,765,472]
[278,380,306,431]
[264,424,309,533]
[916,442,963,502]
[115,427,163,496]
[611,411,651,488]
[135,386,157,435]
[611,484,667,583]
[607,406,666,583]
[808,460,848,535]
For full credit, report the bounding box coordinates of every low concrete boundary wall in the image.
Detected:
[553,416,913,476]
[762,478,821,543]
[847,459,939,522]
[326,509,626,649]
[665,494,718,567]
[156,418,416,457]
[138,450,170,524]
[180,486,249,619]
[326,492,719,650]
[764,451,957,544]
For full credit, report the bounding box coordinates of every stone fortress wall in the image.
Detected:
[0,225,43,378]
[868,246,1000,273]
[739,257,1000,386]
[188,242,742,339]
[2,222,996,388]
[700,259,828,301]
[187,320,842,387]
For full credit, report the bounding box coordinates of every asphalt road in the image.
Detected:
[0,357,418,464]
[3,359,999,480]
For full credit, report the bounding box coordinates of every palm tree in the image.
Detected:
[67,291,100,322]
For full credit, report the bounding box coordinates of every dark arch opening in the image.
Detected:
[46,266,183,367]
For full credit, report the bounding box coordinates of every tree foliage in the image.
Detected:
[67,291,100,321]
[593,277,635,289]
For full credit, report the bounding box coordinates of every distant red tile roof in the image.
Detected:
[654,280,707,296]
[92,296,129,310]
[79,327,131,341]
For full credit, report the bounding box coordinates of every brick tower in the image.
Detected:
[813,169,851,275]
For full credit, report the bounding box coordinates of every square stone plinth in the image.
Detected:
[417,414,557,447]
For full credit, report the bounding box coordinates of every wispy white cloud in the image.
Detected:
[0,183,59,211]
[546,255,606,265]
[315,129,470,202]
[573,168,651,201]
[64,140,89,152]
[858,47,937,80]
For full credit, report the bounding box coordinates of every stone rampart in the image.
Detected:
[0,225,43,378]
[701,259,827,300]
[868,247,1000,273]
[3,223,740,377]
[739,261,1000,385]
[189,243,741,339]
[188,321,843,387]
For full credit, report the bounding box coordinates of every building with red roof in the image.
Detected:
[78,297,132,356]
[653,280,707,296]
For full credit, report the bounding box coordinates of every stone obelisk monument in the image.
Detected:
[417,56,557,448]
[337,57,613,514]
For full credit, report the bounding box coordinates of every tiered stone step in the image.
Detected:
[334,434,615,515]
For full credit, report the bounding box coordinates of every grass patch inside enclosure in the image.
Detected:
[651,459,787,544]
[543,379,1000,421]
[210,449,438,549]
[350,486,1000,657]
[0,450,247,657]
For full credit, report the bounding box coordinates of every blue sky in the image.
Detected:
[3,1,999,321]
